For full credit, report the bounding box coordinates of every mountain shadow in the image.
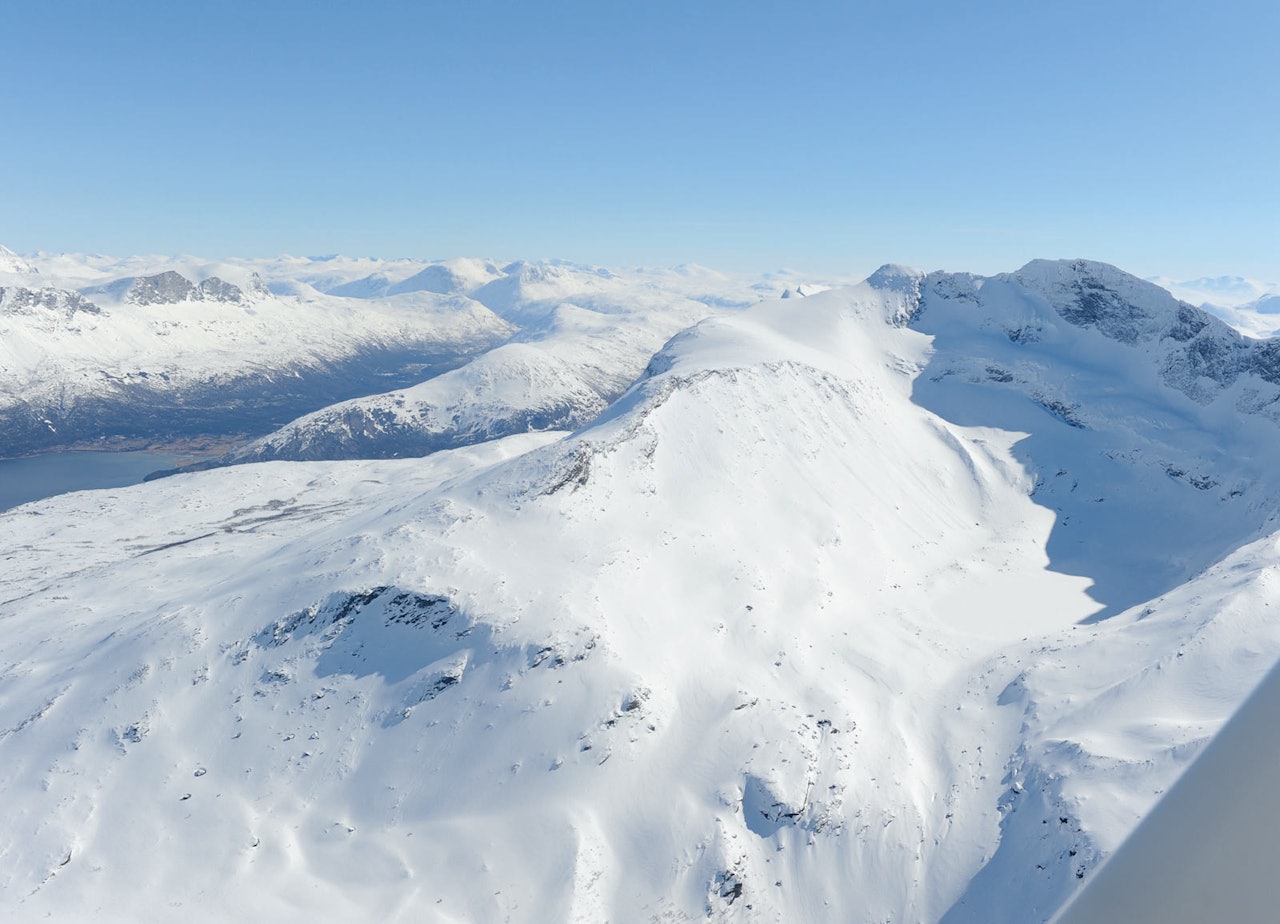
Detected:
[903,260,1280,620]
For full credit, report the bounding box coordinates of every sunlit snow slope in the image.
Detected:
[4,260,1280,923]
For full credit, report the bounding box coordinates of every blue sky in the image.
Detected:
[4,0,1277,279]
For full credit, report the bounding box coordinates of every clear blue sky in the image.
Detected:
[4,0,1277,279]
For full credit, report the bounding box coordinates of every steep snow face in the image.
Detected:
[5,260,1280,923]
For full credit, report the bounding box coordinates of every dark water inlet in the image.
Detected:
[0,450,200,512]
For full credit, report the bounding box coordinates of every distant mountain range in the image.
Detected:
[0,250,825,459]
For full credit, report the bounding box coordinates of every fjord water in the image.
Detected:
[0,450,197,512]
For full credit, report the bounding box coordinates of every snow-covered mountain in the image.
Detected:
[158,277,730,472]
[0,244,40,277]
[0,249,833,459]
[0,271,512,456]
[3,256,1280,922]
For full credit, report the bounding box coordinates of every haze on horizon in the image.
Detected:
[3,0,1277,281]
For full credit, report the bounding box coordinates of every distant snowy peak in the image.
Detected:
[0,285,100,318]
[125,270,267,306]
[906,258,1280,413]
[1246,293,1280,316]
[389,258,506,297]
[327,259,513,300]
[471,261,622,321]
[1149,273,1278,309]
[864,263,927,325]
[1005,258,1204,345]
[0,244,39,275]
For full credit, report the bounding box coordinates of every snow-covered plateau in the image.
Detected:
[2,251,1280,922]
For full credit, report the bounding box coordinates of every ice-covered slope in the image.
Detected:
[4,260,1280,923]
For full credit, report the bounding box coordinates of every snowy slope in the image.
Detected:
[0,271,510,398]
[330,258,507,298]
[3,260,1280,923]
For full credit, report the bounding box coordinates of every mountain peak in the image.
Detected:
[867,263,925,290]
[1006,258,1201,346]
[127,271,253,306]
[0,244,39,275]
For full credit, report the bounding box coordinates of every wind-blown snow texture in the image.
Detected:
[3,254,1280,922]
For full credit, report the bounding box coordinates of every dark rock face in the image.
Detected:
[1002,260,1276,407]
[0,286,101,318]
[127,272,249,306]
[128,271,197,305]
[1246,340,1280,386]
[194,276,245,303]
[1058,275,1152,345]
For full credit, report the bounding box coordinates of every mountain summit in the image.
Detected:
[0,243,39,276]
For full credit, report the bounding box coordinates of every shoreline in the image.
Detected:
[0,434,251,463]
